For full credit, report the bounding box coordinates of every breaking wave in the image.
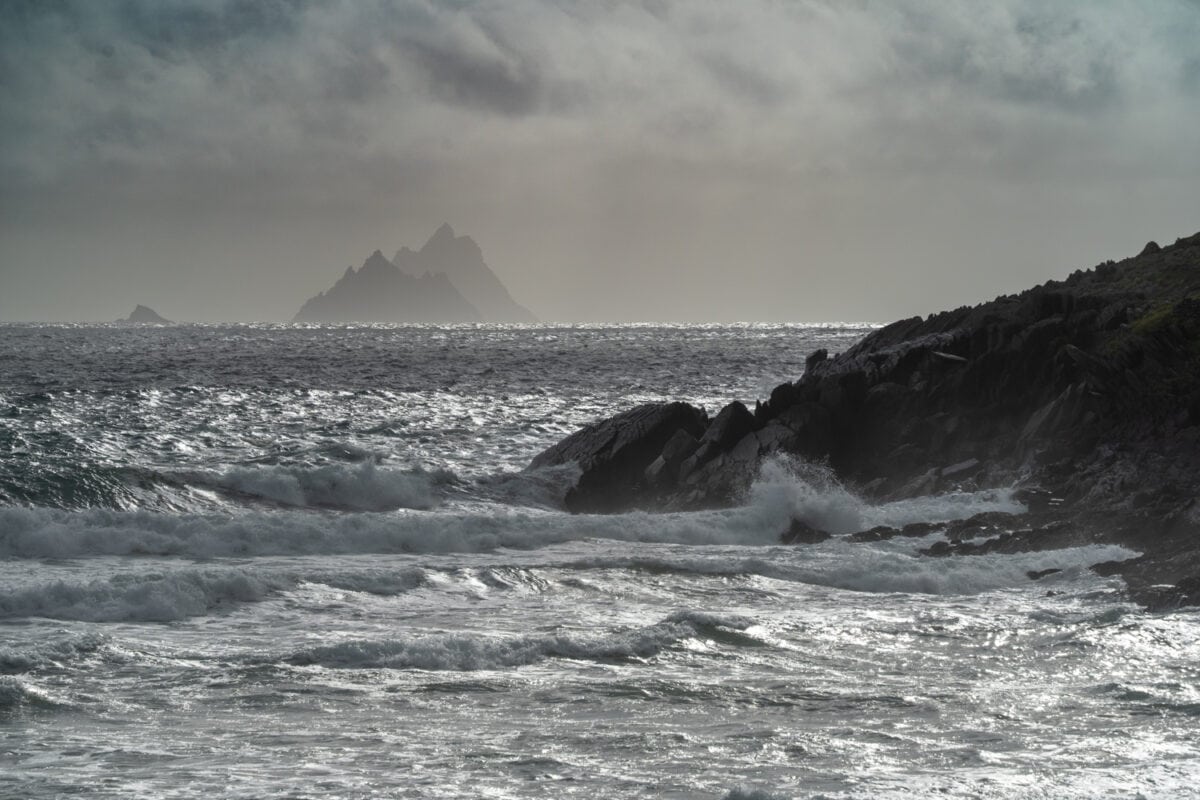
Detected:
[0,459,1024,560]
[0,676,67,713]
[196,462,446,511]
[747,457,1025,535]
[0,568,286,623]
[558,542,1136,596]
[0,565,557,622]
[285,610,756,671]
[0,633,109,673]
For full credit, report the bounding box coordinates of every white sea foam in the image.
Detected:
[10,324,1184,798]
[467,463,583,509]
[0,568,286,622]
[305,567,429,597]
[0,461,1026,560]
[0,633,108,673]
[0,505,752,560]
[286,610,755,671]
[0,566,440,622]
[563,541,1137,596]
[748,457,1025,535]
[0,676,58,711]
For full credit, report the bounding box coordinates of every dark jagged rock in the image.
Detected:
[529,402,708,512]
[678,401,756,479]
[530,230,1200,605]
[920,520,1087,557]
[120,305,171,324]
[781,519,831,544]
[849,521,945,543]
[848,525,902,543]
[1127,574,1200,610]
[942,511,1021,540]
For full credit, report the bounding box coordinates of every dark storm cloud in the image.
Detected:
[399,20,546,115]
[887,7,1121,112]
[1,1,1198,321]
[4,0,1198,181]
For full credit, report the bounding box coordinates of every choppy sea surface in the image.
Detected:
[1,323,1198,800]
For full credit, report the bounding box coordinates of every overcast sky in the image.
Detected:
[2,0,1198,322]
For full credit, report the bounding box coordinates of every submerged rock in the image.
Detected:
[780,518,831,544]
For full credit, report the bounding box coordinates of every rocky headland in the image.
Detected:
[531,232,1200,607]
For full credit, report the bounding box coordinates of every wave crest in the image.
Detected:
[0,569,284,623]
[201,462,444,511]
[0,633,109,673]
[748,456,1024,535]
[287,610,755,671]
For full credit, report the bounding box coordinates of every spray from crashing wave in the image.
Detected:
[0,457,1024,560]
[745,456,1025,535]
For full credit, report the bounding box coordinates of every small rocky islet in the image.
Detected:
[118,304,172,324]
[531,231,1200,608]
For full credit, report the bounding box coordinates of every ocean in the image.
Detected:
[1,323,1197,799]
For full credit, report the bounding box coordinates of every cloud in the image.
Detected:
[3,0,1198,185]
[0,1,1198,321]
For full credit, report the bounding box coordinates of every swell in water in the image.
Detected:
[3,323,1195,800]
[0,460,1135,626]
[0,457,1025,560]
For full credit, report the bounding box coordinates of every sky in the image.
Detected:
[1,0,1199,323]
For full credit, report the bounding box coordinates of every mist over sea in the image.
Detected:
[2,323,1197,799]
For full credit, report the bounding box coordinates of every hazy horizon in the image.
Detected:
[2,1,1198,323]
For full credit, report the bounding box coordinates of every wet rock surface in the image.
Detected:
[529,232,1200,605]
[529,401,708,512]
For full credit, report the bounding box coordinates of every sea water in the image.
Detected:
[1,323,1197,799]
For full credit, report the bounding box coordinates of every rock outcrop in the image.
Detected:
[120,305,171,324]
[529,231,1200,602]
[530,402,709,512]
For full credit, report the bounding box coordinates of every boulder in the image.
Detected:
[698,401,756,452]
[530,402,708,512]
[781,518,831,544]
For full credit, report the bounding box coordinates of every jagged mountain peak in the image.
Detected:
[395,224,535,323]
[295,225,535,323]
[294,246,478,323]
[428,222,456,244]
[419,223,483,261]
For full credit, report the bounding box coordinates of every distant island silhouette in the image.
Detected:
[294,224,535,323]
[120,304,171,324]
